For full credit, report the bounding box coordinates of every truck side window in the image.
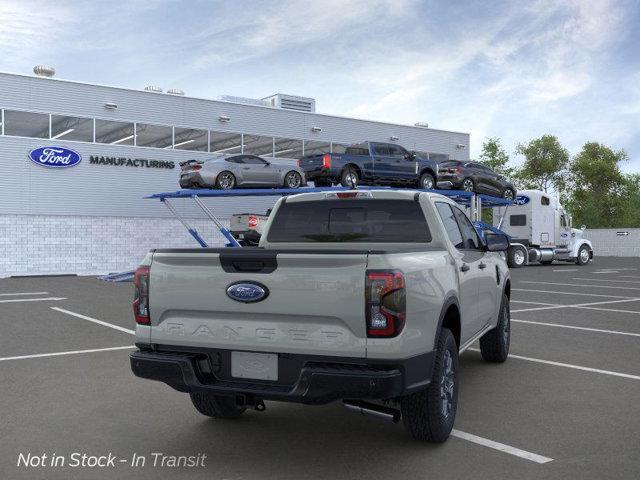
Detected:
[435,203,464,249]
[510,214,526,226]
[387,145,404,157]
[451,206,481,250]
[372,144,390,156]
[541,196,550,205]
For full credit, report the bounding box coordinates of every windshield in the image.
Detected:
[267,199,431,243]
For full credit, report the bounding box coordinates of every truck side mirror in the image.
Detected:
[485,233,510,252]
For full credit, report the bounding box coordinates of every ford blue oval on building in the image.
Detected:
[29,146,82,168]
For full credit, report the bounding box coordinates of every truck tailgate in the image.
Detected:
[148,249,369,357]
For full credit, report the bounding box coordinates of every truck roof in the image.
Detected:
[284,189,446,203]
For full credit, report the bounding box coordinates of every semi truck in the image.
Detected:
[492,189,593,268]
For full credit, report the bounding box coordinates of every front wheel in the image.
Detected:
[507,246,526,268]
[400,328,458,442]
[284,171,303,189]
[576,245,591,265]
[479,293,510,363]
[461,178,475,192]
[419,172,435,190]
[190,392,246,419]
[502,188,516,200]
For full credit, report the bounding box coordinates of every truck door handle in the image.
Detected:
[460,264,470,272]
[242,167,250,170]
[479,262,487,269]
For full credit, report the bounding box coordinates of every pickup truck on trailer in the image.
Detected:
[299,142,440,190]
[130,189,512,442]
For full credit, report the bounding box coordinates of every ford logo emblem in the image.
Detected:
[226,281,269,303]
[514,195,530,205]
[28,146,82,168]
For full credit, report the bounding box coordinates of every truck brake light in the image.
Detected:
[133,266,150,325]
[365,270,406,337]
[322,153,331,169]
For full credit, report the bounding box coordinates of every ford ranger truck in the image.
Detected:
[298,142,440,190]
[130,189,511,442]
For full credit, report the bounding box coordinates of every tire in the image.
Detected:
[400,328,458,442]
[340,167,359,188]
[284,171,303,189]
[190,392,246,419]
[479,293,510,363]
[461,178,475,192]
[507,246,526,268]
[502,188,516,200]
[215,171,236,190]
[576,245,591,265]
[419,172,435,190]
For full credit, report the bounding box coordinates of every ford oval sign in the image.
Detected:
[226,282,269,303]
[28,146,82,168]
[514,195,530,206]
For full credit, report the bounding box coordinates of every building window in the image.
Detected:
[135,123,173,148]
[331,143,349,154]
[3,110,50,139]
[50,114,94,142]
[273,137,303,159]
[95,119,135,145]
[303,140,330,156]
[210,131,242,154]
[243,134,274,156]
[173,127,208,151]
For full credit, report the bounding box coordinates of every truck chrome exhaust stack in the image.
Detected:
[343,400,401,423]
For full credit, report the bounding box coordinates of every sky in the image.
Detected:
[1,0,639,171]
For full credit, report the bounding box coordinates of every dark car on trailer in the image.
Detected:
[438,160,516,199]
[298,141,440,190]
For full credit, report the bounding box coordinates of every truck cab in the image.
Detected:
[493,189,593,267]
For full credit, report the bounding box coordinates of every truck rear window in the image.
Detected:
[267,199,431,243]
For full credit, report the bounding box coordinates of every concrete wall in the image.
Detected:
[584,228,640,257]
[0,214,229,277]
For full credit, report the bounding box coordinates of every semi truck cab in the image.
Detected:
[493,189,593,267]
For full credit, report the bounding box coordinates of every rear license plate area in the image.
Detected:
[231,351,278,381]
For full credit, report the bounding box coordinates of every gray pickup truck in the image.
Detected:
[130,189,511,442]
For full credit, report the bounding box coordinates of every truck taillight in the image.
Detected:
[192,165,202,170]
[133,266,150,325]
[297,159,301,167]
[365,270,406,337]
[322,154,331,169]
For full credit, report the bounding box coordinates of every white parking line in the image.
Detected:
[0,291,49,296]
[573,305,640,315]
[511,300,560,306]
[468,348,640,381]
[513,288,639,299]
[552,269,578,272]
[0,297,67,303]
[451,430,553,464]
[520,281,640,291]
[511,297,640,313]
[572,278,640,284]
[51,307,135,335]
[617,275,640,279]
[0,346,134,362]
[512,319,640,338]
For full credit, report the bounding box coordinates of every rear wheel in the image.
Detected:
[419,172,435,190]
[215,171,236,190]
[461,178,475,192]
[284,171,302,189]
[400,328,458,442]
[502,188,516,200]
[507,246,526,268]
[479,293,510,363]
[190,392,246,419]
[340,167,359,187]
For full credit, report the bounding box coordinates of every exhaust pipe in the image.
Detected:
[343,400,400,423]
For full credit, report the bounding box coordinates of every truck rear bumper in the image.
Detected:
[130,347,433,405]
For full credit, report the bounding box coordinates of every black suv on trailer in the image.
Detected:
[438,160,516,199]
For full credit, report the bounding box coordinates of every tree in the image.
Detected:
[479,137,514,178]
[566,142,628,228]
[515,135,569,193]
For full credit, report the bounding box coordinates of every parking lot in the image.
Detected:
[1,256,639,480]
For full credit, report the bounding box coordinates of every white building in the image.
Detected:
[0,69,470,276]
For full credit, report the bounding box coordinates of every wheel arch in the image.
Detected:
[342,163,362,178]
[436,295,461,350]
[419,167,436,180]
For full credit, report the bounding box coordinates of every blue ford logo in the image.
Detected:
[28,146,82,168]
[514,195,530,205]
[226,282,269,303]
